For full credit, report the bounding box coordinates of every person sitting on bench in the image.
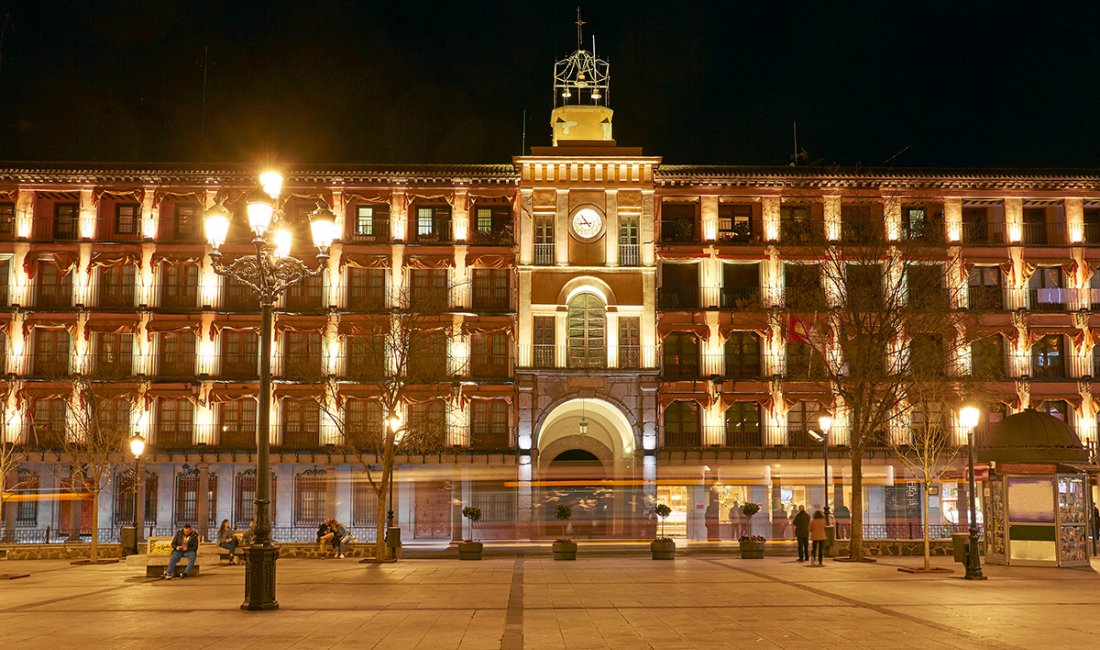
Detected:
[163,524,200,579]
[216,519,239,564]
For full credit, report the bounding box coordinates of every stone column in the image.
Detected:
[326,464,337,520]
[555,190,569,266]
[604,189,619,266]
[196,462,210,541]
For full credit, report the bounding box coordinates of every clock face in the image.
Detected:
[571,207,604,240]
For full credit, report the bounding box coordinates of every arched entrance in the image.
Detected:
[534,398,639,538]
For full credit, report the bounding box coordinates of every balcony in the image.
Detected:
[619,243,640,266]
[275,424,323,451]
[700,353,763,379]
[33,284,73,310]
[405,356,453,383]
[780,222,824,245]
[1022,222,1067,246]
[469,229,513,246]
[967,286,1004,311]
[657,286,698,310]
[90,353,135,379]
[1021,354,1067,379]
[27,354,72,378]
[1085,223,1100,244]
[155,425,196,450]
[703,425,763,447]
[155,353,196,379]
[469,354,514,380]
[661,356,701,380]
[961,221,1007,245]
[407,288,450,312]
[222,285,256,312]
[345,289,387,312]
[1028,288,1071,312]
[517,344,655,370]
[660,220,698,243]
[471,286,512,312]
[661,427,702,448]
[220,353,258,381]
[159,290,199,312]
[284,285,325,313]
[96,283,136,310]
[716,223,760,245]
[469,427,511,451]
[279,353,325,382]
[534,243,555,266]
[702,286,761,309]
[337,355,386,382]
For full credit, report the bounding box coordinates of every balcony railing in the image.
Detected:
[344,290,387,312]
[534,243,555,266]
[702,286,761,309]
[336,355,386,382]
[159,290,199,311]
[284,286,325,312]
[661,356,701,380]
[699,353,763,379]
[156,353,197,379]
[1015,353,1067,379]
[961,221,1007,245]
[27,354,72,378]
[471,286,512,312]
[1028,288,1071,312]
[407,288,451,311]
[275,424,324,450]
[702,425,764,447]
[967,286,1004,311]
[470,230,513,246]
[779,222,825,245]
[95,283,136,309]
[90,353,136,379]
[1085,223,1100,244]
[660,220,698,243]
[33,284,74,310]
[220,353,259,380]
[1022,222,1067,246]
[716,224,760,245]
[279,354,325,382]
[156,425,196,450]
[661,427,702,447]
[517,344,656,370]
[469,354,514,380]
[469,428,512,450]
[619,243,640,266]
[657,286,698,309]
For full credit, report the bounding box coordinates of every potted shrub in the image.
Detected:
[738,502,766,559]
[552,504,577,560]
[458,506,483,560]
[650,503,676,560]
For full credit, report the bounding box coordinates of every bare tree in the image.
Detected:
[780,202,966,560]
[319,284,460,560]
[60,382,133,562]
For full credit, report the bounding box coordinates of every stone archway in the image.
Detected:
[540,434,614,468]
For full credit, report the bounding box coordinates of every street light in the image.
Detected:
[129,433,146,548]
[959,404,986,580]
[808,411,833,524]
[385,413,403,555]
[204,170,337,610]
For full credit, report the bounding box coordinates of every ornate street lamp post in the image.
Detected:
[204,170,337,610]
[959,405,987,581]
[129,433,146,549]
[385,413,402,553]
[809,411,834,554]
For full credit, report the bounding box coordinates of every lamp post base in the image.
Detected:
[241,544,280,611]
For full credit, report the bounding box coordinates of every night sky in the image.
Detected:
[1,1,1100,168]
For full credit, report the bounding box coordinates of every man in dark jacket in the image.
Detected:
[792,505,811,562]
[163,524,200,579]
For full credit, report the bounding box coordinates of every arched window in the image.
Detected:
[724,332,761,379]
[113,469,158,526]
[174,468,217,528]
[567,293,606,369]
[662,401,699,447]
[235,469,277,529]
[662,333,699,379]
[724,402,761,446]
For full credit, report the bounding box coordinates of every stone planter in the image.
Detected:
[552,540,578,561]
[739,539,766,559]
[650,539,676,560]
[458,541,483,560]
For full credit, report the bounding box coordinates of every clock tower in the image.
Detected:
[511,12,663,537]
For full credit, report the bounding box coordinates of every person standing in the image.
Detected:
[792,505,811,562]
[809,510,827,566]
[704,500,719,541]
[162,523,199,579]
[728,501,742,539]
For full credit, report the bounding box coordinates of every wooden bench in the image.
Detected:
[144,536,202,578]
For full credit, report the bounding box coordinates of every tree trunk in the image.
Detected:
[922,482,931,571]
[90,490,100,562]
[849,450,864,560]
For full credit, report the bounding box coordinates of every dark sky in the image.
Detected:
[1,1,1099,168]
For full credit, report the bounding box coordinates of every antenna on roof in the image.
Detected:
[789,119,807,166]
[521,109,527,155]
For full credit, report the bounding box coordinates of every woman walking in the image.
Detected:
[809,510,827,566]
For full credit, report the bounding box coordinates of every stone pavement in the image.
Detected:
[1,552,1098,649]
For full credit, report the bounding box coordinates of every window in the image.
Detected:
[902,206,930,241]
[968,267,1003,310]
[619,215,639,265]
[235,470,276,529]
[473,206,512,244]
[567,293,606,369]
[0,260,7,308]
[346,267,386,310]
[971,336,1005,380]
[352,480,379,529]
[158,331,196,378]
[618,317,641,368]
[660,202,697,242]
[283,331,322,381]
[786,341,826,379]
[31,399,67,448]
[345,335,386,381]
[841,204,882,243]
[962,207,995,243]
[91,397,132,438]
[407,330,448,382]
[785,263,825,310]
[160,263,198,309]
[1022,207,1050,245]
[98,264,136,308]
[786,401,822,446]
[471,399,509,449]
[345,399,383,449]
[1031,335,1065,378]
[281,399,320,449]
[908,265,947,309]
[534,215,554,265]
[114,470,158,526]
[718,204,753,242]
[533,316,555,368]
[32,328,69,378]
[409,269,449,310]
[780,205,815,243]
[174,469,216,528]
[407,399,446,445]
[662,333,699,379]
[846,264,883,309]
[94,332,132,378]
[663,401,699,447]
[54,203,79,239]
[1029,266,1065,311]
[721,263,760,308]
[15,469,39,526]
[222,275,254,311]
[174,203,199,240]
[472,269,510,311]
[285,274,322,311]
[353,204,390,241]
[35,261,73,309]
[658,263,699,308]
[1037,400,1070,424]
[910,334,947,378]
[724,403,761,446]
[415,206,451,243]
[115,203,139,236]
[909,403,949,447]
[0,202,14,235]
[471,332,510,378]
[1085,208,1100,244]
[156,398,193,449]
[724,332,761,379]
[221,330,258,379]
[219,399,257,448]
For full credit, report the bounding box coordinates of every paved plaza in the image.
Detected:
[1,552,1098,649]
